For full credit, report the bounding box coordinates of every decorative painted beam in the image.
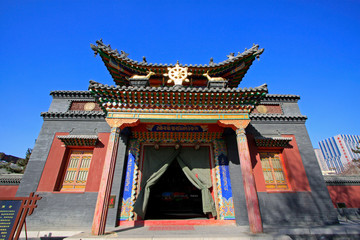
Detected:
[217,119,263,233]
[107,112,249,123]
[132,131,222,142]
[91,118,139,235]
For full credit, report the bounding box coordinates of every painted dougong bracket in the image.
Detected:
[105,118,140,129]
[217,119,263,233]
[217,119,250,131]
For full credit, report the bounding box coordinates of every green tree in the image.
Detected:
[353,142,360,154]
[19,148,32,173]
[351,140,360,170]
[339,141,360,175]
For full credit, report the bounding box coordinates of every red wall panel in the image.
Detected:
[86,133,109,192]
[282,135,311,192]
[327,185,360,208]
[0,185,19,197]
[37,132,110,192]
[248,134,311,192]
[247,134,266,191]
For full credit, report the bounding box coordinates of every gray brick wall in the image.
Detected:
[249,122,337,223]
[16,118,114,230]
[227,121,338,227]
[225,95,338,227]
[48,98,71,112]
[281,102,302,115]
[25,192,98,230]
[17,120,110,197]
[106,131,130,228]
[19,91,338,231]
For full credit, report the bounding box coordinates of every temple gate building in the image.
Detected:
[16,40,338,235]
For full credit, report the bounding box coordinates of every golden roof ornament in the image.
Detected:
[164,61,192,86]
[84,102,96,111]
[129,70,155,80]
[203,71,226,82]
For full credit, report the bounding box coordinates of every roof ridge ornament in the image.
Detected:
[164,62,192,86]
[120,50,129,58]
[209,57,214,65]
[227,53,235,59]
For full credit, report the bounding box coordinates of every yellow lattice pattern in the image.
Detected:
[61,150,93,191]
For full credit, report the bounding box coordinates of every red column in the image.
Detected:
[91,118,139,235]
[92,127,120,235]
[236,128,263,233]
[218,120,263,233]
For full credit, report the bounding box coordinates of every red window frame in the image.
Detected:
[259,151,291,191]
[60,149,93,192]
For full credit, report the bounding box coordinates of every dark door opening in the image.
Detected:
[145,160,206,220]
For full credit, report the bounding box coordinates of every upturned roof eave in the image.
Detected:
[91,40,264,87]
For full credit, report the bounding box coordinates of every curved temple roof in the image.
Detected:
[90,39,264,88]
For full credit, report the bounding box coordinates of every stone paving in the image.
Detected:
[65,225,290,240]
[19,221,360,240]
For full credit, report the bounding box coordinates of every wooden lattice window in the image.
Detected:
[61,150,93,192]
[259,152,289,190]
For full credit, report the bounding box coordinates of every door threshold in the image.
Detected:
[118,219,236,226]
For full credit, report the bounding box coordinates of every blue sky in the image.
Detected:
[0,0,359,158]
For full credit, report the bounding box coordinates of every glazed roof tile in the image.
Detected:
[88,80,268,93]
[41,111,105,120]
[0,174,22,185]
[50,90,93,99]
[324,176,360,185]
[57,135,98,140]
[266,94,300,98]
[262,94,300,102]
[57,135,99,146]
[88,80,268,112]
[91,40,263,68]
[49,90,300,101]
[255,136,293,141]
[255,136,293,148]
[250,114,307,122]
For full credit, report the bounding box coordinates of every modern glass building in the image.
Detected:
[319,135,360,173]
[314,149,332,174]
